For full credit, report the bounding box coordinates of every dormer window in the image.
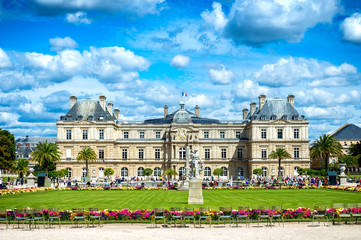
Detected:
[292,115,298,120]
[271,115,277,120]
[282,115,287,120]
[260,115,266,120]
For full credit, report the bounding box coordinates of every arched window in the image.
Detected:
[138,167,144,177]
[262,167,268,177]
[221,167,228,177]
[238,167,244,177]
[179,147,186,159]
[99,167,104,178]
[121,167,128,177]
[154,167,161,177]
[66,168,72,178]
[179,167,186,177]
[278,167,284,176]
[204,167,211,177]
[82,168,87,177]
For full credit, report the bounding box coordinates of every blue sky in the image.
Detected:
[0,0,361,140]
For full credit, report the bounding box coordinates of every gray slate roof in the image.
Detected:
[331,124,361,140]
[247,99,305,121]
[60,99,116,121]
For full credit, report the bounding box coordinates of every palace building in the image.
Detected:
[56,95,310,180]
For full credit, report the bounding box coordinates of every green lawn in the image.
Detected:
[1,189,360,210]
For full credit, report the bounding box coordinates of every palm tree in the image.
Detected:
[31,140,61,177]
[77,147,97,177]
[310,134,343,173]
[269,148,291,179]
[13,158,29,180]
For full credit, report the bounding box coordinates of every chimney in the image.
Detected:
[287,94,295,107]
[114,109,119,120]
[195,105,199,117]
[164,105,168,118]
[70,96,77,108]
[250,102,257,115]
[259,95,266,110]
[107,103,113,116]
[99,95,106,111]
[242,108,249,120]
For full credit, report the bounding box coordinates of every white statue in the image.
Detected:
[190,150,204,179]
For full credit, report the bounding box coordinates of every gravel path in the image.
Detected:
[1,222,361,240]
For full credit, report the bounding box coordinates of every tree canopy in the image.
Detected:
[31,140,61,176]
[0,128,16,170]
[143,168,153,176]
[76,147,97,177]
[13,158,29,179]
[104,168,114,177]
[213,168,224,179]
[269,148,291,178]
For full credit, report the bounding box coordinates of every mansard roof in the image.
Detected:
[60,99,116,122]
[331,124,361,140]
[247,98,305,121]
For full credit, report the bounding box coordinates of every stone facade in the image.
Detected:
[56,95,310,180]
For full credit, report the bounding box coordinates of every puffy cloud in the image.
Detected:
[233,79,269,100]
[340,13,361,44]
[0,48,12,68]
[302,106,352,120]
[171,54,190,68]
[209,65,235,85]
[297,89,361,107]
[66,11,91,24]
[201,0,339,46]
[50,37,78,51]
[0,112,20,124]
[185,94,214,108]
[253,57,360,87]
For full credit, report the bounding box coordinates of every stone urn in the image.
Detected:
[339,163,346,176]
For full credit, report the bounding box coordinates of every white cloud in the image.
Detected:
[202,0,339,45]
[185,94,214,108]
[171,54,190,68]
[50,37,78,51]
[302,106,352,120]
[0,112,20,124]
[233,79,269,100]
[253,57,360,87]
[19,102,44,114]
[297,89,361,107]
[66,11,92,24]
[340,13,361,44]
[209,65,235,85]
[0,48,12,68]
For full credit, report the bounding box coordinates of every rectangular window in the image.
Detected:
[238,149,243,160]
[124,132,129,139]
[66,149,71,160]
[155,149,160,159]
[66,130,72,140]
[122,149,128,159]
[83,130,88,140]
[221,149,227,159]
[204,131,209,139]
[220,131,225,139]
[99,129,104,140]
[138,149,144,159]
[277,129,283,139]
[294,129,299,139]
[261,129,267,139]
[261,148,267,159]
[140,131,145,139]
[205,149,210,159]
[294,148,300,159]
[156,131,161,139]
[99,149,104,159]
[236,131,241,139]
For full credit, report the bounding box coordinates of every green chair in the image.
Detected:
[24,208,34,230]
[198,207,211,228]
[347,203,361,224]
[169,207,182,227]
[0,209,9,230]
[88,208,102,227]
[258,206,271,227]
[14,209,26,229]
[271,206,284,227]
[183,207,195,228]
[48,208,61,228]
[332,203,351,225]
[218,207,233,227]
[312,206,328,226]
[152,208,166,228]
[72,208,86,227]
[33,208,46,229]
[236,206,250,227]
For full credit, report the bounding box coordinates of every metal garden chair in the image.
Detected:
[152,208,166,228]
[0,209,9,230]
[72,208,86,227]
[218,207,233,227]
[48,208,61,228]
[14,209,26,229]
[169,207,182,227]
[332,203,351,225]
[198,207,211,228]
[24,208,34,230]
[235,206,250,227]
[183,207,195,228]
[347,203,361,224]
[88,208,102,227]
[258,206,271,227]
[33,208,46,229]
[312,206,329,226]
[270,206,284,227]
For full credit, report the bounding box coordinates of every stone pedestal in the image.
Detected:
[188,178,203,204]
[27,173,36,187]
[178,180,189,191]
[339,175,347,185]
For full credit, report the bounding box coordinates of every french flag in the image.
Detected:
[182,91,187,97]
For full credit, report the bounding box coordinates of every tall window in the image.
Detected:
[236,131,241,139]
[261,129,267,139]
[82,130,88,140]
[221,167,228,177]
[294,148,300,159]
[82,168,87,177]
[138,149,144,159]
[123,132,129,139]
[277,129,283,139]
[220,131,225,139]
[66,149,72,160]
[99,149,104,159]
[262,167,268,177]
[138,167,144,177]
[261,149,267,159]
[238,148,243,160]
[139,131,145,139]
[205,149,210,160]
[99,167,104,177]
[204,167,211,177]
[294,129,299,139]
[66,168,72,178]
[122,149,128,159]
[155,149,160,159]
[238,167,244,177]
[221,149,227,159]
[204,131,209,139]
[179,167,185,177]
[179,147,186,159]
[66,130,72,140]
[99,129,104,139]
[154,167,161,177]
[121,167,128,177]
[156,131,161,139]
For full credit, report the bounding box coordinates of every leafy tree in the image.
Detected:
[13,158,29,179]
[76,147,97,177]
[31,140,61,177]
[253,168,263,176]
[0,128,16,170]
[164,168,177,180]
[48,169,69,178]
[268,148,291,178]
[213,168,224,180]
[310,134,343,173]
[104,168,114,177]
[339,155,358,168]
[143,168,153,177]
[33,162,56,176]
[297,168,307,176]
